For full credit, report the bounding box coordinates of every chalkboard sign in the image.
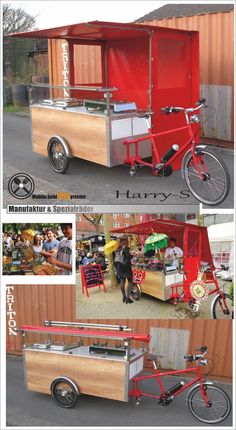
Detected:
[81,264,106,297]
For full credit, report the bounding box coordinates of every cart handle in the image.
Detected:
[20,325,150,343]
[28,83,118,92]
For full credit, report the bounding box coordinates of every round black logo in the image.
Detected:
[8,173,35,199]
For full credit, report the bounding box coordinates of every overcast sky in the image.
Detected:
[3,1,167,29]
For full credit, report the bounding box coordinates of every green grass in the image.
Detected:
[3,104,30,113]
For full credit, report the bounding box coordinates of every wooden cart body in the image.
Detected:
[112,218,216,301]
[31,105,150,167]
[24,346,144,402]
[21,323,149,402]
[132,267,183,301]
[13,21,199,169]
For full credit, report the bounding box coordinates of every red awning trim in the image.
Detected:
[7,20,195,40]
[21,325,150,343]
[111,219,205,236]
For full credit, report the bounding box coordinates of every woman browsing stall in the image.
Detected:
[115,237,134,304]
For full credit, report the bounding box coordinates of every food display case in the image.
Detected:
[132,257,184,301]
[20,321,150,403]
[2,247,61,275]
[29,94,149,168]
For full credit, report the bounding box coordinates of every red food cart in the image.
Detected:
[111,218,228,314]
[11,21,199,173]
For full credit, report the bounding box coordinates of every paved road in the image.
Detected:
[76,272,231,319]
[6,355,232,427]
[3,112,234,208]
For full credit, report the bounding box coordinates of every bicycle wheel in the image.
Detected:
[130,283,141,301]
[48,136,70,174]
[51,377,79,408]
[187,384,231,424]
[211,293,233,319]
[183,148,230,205]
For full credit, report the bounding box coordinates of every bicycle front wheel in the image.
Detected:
[187,384,231,424]
[183,148,230,206]
[211,293,233,319]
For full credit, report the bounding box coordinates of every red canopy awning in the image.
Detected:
[7,21,152,40]
[111,219,213,266]
[111,218,203,236]
[7,20,187,40]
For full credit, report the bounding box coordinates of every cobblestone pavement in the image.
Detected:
[76,272,231,319]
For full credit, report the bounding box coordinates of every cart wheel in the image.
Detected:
[51,377,79,408]
[48,136,70,174]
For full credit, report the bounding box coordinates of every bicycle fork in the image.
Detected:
[199,380,213,407]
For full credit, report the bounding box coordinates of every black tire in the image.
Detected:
[48,136,70,174]
[130,283,141,301]
[51,377,79,408]
[187,384,231,424]
[211,293,233,319]
[183,147,230,206]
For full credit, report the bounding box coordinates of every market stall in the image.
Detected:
[112,219,218,303]
[10,21,199,173]
[2,229,61,275]
[20,321,150,404]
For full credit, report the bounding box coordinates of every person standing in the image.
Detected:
[33,234,43,261]
[41,229,59,258]
[115,237,134,303]
[47,224,73,275]
[164,237,183,268]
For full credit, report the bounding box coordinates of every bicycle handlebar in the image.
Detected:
[160,99,207,115]
[184,346,208,362]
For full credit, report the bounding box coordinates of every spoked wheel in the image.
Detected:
[51,377,79,408]
[130,283,141,301]
[48,136,70,173]
[183,148,230,205]
[187,384,231,424]
[211,293,233,319]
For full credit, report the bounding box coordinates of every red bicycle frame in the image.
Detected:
[129,365,209,405]
[170,274,226,304]
[124,115,205,179]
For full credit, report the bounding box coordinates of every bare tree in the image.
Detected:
[103,214,117,287]
[82,214,103,234]
[131,214,138,250]
[3,3,36,35]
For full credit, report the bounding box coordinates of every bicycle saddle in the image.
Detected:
[147,353,163,361]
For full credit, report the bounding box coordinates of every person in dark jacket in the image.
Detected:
[115,237,134,303]
[95,252,107,271]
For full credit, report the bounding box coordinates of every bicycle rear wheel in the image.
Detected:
[211,293,233,319]
[187,384,231,424]
[183,148,230,206]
